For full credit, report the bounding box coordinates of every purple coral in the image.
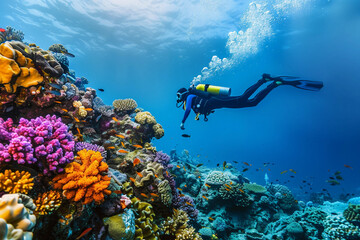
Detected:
[154,151,173,168]
[0,115,75,175]
[75,142,107,159]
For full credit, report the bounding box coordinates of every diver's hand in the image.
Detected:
[180,123,185,130]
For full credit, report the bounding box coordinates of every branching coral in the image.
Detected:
[0,169,34,194]
[161,209,202,240]
[0,194,36,240]
[34,190,62,216]
[0,115,75,175]
[113,98,137,112]
[52,149,111,205]
[75,142,107,159]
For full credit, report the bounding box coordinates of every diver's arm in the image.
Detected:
[181,95,195,129]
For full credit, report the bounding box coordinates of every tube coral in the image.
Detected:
[52,149,111,205]
[0,169,34,194]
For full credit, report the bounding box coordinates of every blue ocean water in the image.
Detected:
[0,0,359,225]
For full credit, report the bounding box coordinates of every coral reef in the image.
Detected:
[113,98,138,113]
[52,149,111,204]
[0,169,34,194]
[322,215,360,240]
[34,190,62,216]
[0,194,36,240]
[0,115,75,175]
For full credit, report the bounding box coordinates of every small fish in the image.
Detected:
[280,170,288,174]
[205,184,211,188]
[76,128,81,134]
[0,28,5,32]
[225,184,231,188]
[136,172,143,178]
[202,195,208,200]
[183,166,186,171]
[85,108,93,111]
[112,117,119,122]
[185,202,193,207]
[133,158,141,167]
[242,168,249,172]
[209,217,214,221]
[184,185,187,188]
[106,146,115,149]
[230,182,233,185]
[239,189,244,193]
[98,88,104,92]
[61,108,68,112]
[344,164,353,169]
[225,188,230,191]
[329,177,335,180]
[289,169,297,174]
[113,190,122,194]
[166,171,169,176]
[133,144,143,148]
[198,176,201,178]
[182,134,191,138]
[243,162,250,166]
[129,177,136,183]
[116,134,125,139]
[335,175,343,180]
[151,198,154,201]
[150,193,159,197]
[290,176,295,178]
[223,161,227,169]
[233,161,239,164]
[322,189,327,192]
[216,164,220,167]
[177,188,183,191]
[334,171,341,175]
[118,149,129,154]
[177,165,181,168]
[75,228,92,240]
[140,193,148,198]
[196,164,203,168]
[54,101,62,104]
[179,194,185,197]
[154,174,159,178]
[74,117,80,122]
[121,142,125,147]
[45,90,61,96]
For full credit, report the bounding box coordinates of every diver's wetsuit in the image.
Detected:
[182,79,277,124]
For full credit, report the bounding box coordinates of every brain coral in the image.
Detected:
[135,111,156,125]
[0,169,34,194]
[344,204,360,224]
[52,149,111,205]
[158,180,173,207]
[0,41,43,94]
[113,98,138,112]
[0,194,36,240]
[135,162,164,188]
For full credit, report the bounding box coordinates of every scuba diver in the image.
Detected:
[176,73,323,130]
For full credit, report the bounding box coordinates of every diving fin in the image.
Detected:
[277,76,323,91]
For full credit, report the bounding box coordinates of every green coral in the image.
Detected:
[158,180,173,207]
[219,183,253,208]
[132,197,159,240]
[344,204,360,223]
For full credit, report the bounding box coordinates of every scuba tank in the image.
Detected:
[195,84,231,96]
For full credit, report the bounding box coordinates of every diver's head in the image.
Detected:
[176,88,188,103]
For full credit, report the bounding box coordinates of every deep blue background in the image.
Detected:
[1,0,359,200]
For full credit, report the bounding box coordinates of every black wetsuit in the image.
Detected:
[182,78,278,123]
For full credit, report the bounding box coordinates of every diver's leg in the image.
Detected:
[242,78,267,99]
[246,82,279,107]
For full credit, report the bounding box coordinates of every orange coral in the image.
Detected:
[0,41,43,93]
[0,169,34,194]
[53,149,111,205]
[34,190,62,215]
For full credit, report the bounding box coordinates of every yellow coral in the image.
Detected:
[132,197,159,240]
[52,149,111,205]
[0,194,36,240]
[78,106,87,118]
[0,41,43,93]
[34,190,62,216]
[135,111,157,125]
[0,170,34,194]
[73,100,82,108]
[113,98,137,112]
[153,123,164,139]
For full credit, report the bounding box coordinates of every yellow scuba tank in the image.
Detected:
[196,84,231,96]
